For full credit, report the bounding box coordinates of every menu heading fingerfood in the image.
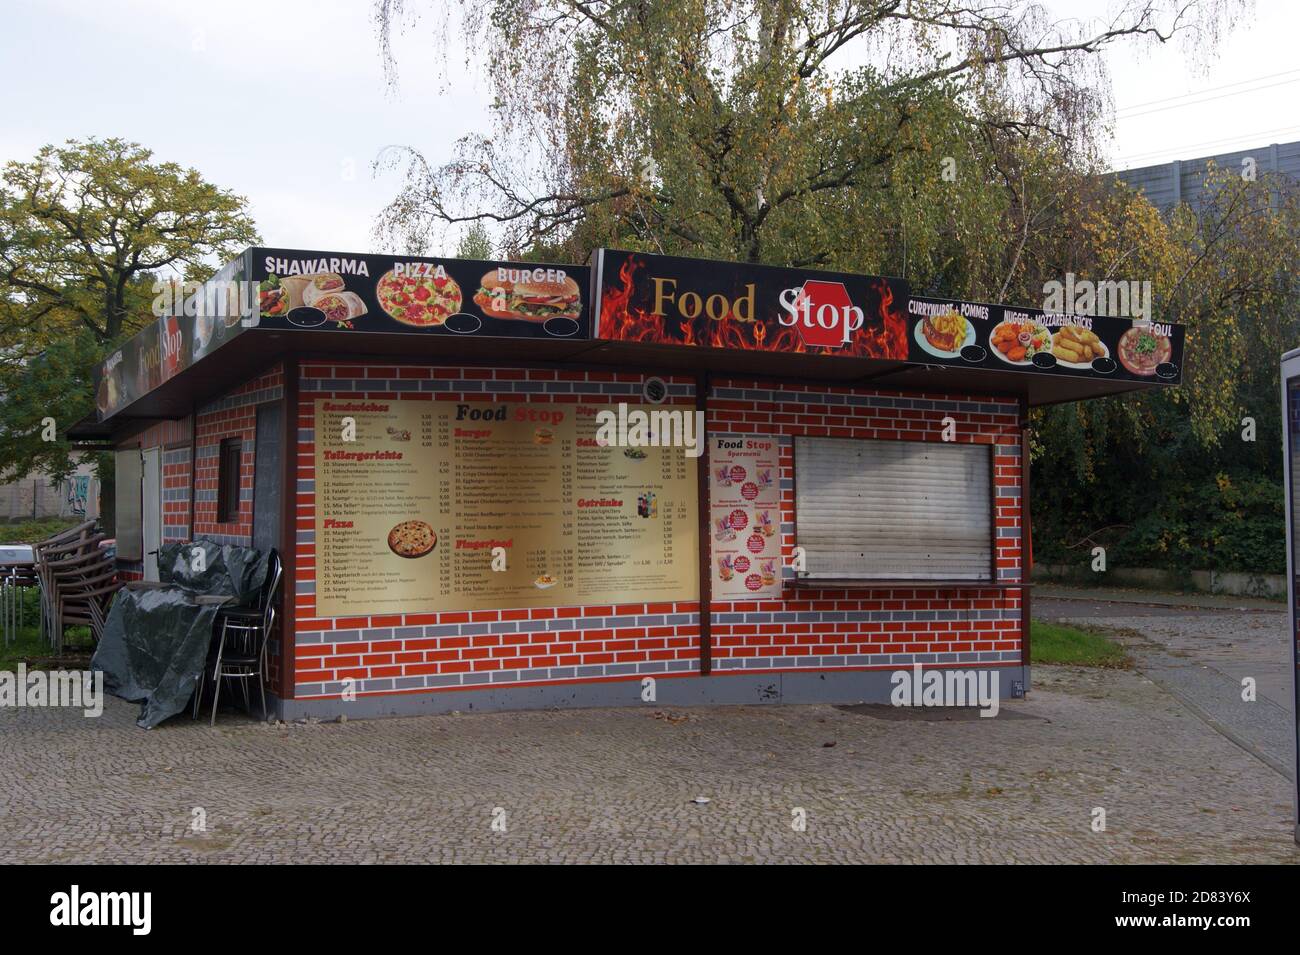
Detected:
[254,247,590,341]
[313,398,698,616]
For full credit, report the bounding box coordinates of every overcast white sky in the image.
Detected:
[1,0,1295,260]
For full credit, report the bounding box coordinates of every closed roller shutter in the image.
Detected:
[794,436,993,581]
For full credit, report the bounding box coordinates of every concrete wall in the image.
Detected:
[0,457,100,523]
[1034,563,1286,599]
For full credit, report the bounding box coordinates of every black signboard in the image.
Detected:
[592,249,1183,385]
[593,249,910,358]
[249,247,590,341]
[95,251,254,420]
[907,295,1184,383]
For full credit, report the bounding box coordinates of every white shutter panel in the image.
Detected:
[794,437,992,581]
[114,448,143,561]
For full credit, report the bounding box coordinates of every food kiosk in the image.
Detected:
[70,246,1185,720]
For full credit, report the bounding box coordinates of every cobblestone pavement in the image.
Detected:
[1045,593,1295,778]
[3,659,1297,863]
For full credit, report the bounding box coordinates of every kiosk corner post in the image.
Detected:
[278,355,300,706]
[697,370,712,676]
[1020,395,1032,671]
[1281,352,1300,845]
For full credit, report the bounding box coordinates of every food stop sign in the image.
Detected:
[778,280,865,347]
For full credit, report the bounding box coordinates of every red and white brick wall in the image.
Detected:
[288,362,1024,703]
[292,363,701,701]
[192,365,284,545]
[708,377,1024,674]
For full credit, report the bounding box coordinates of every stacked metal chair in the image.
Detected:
[32,520,120,653]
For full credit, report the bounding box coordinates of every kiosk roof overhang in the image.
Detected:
[69,328,1156,442]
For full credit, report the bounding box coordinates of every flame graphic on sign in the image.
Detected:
[599,253,907,358]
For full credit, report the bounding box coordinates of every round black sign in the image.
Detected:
[444,313,482,335]
[543,316,581,338]
[1030,352,1057,369]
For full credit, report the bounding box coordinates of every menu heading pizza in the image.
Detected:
[313,398,698,616]
[593,250,1183,384]
[254,246,591,341]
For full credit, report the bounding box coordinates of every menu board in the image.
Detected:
[709,435,782,599]
[253,247,590,341]
[906,295,1184,383]
[592,249,1183,385]
[95,251,254,420]
[314,399,698,616]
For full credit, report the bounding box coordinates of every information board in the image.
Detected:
[314,399,698,615]
[709,434,782,598]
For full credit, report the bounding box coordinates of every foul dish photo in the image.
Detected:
[990,320,1051,364]
[1117,326,1172,376]
[914,307,975,358]
[377,268,463,326]
[387,520,437,559]
[1051,324,1108,367]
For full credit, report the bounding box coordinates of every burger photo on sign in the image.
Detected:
[473,268,582,322]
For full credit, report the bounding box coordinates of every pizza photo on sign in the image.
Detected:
[473,269,582,322]
[377,267,463,326]
[387,520,437,559]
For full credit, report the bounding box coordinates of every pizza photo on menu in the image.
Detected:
[387,520,437,558]
[376,267,463,326]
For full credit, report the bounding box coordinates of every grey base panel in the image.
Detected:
[276,664,1031,721]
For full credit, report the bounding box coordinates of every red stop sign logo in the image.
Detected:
[782,280,864,348]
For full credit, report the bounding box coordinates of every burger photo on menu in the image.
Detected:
[473,268,582,322]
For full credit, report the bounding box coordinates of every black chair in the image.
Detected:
[195,551,282,725]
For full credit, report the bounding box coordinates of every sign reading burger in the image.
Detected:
[593,249,910,358]
[251,247,591,340]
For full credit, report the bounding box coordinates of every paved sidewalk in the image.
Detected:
[2,661,1296,863]
[1050,596,1296,780]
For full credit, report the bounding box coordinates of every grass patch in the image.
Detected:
[0,517,82,544]
[1030,620,1131,668]
[0,589,94,672]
